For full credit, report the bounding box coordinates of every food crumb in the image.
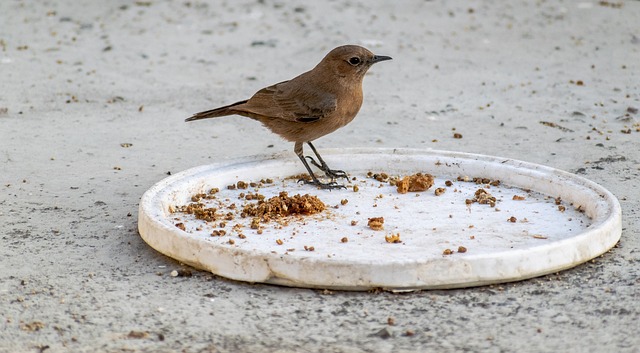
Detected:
[242,192,325,223]
[304,245,315,251]
[368,217,384,230]
[512,195,526,201]
[469,188,497,207]
[350,220,358,226]
[276,239,283,245]
[457,246,467,253]
[175,223,186,231]
[385,233,401,243]
[340,199,348,205]
[397,173,434,194]
[434,187,446,196]
[353,185,359,192]
[177,202,217,222]
[190,193,206,202]
[442,248,453,255]
[341,237,348,243]
[371,172,389,182]
[508,216,517,223]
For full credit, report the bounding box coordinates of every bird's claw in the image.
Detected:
[325,169,349,181]
[304,156,349,181]
[297,178,346,190]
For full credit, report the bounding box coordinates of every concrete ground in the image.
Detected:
[1,0,639,352]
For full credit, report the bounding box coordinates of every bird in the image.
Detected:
[185,44,392,189]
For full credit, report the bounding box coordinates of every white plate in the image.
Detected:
[138,148,621,291]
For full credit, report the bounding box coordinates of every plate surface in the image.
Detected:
[138,148,621,290]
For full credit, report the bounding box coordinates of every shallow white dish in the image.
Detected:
[138,148,621,291]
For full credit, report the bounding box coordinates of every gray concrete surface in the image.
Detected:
[1,1,639,352]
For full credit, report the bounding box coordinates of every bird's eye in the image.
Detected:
[348,57,361,65]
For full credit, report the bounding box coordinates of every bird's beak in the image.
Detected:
[371,55,392,64]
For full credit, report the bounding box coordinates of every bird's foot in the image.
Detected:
[297,178,346,190]
[305,156,350,181]
[324,168,349,181]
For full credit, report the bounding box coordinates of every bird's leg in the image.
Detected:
[304,142,349,181]
[294,142,345,190]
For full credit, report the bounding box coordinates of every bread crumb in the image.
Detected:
[368,217,384,230]
[397,173,434,194]
[385,233,401,243]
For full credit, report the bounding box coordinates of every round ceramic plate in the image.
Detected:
[138,148,621,291]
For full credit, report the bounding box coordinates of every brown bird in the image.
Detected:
[186,45,392,189]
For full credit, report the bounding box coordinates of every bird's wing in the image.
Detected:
[236,80,337,123]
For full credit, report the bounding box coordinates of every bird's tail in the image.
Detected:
[185,100,248,122]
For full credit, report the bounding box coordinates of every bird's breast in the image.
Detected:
[336,87,363,125]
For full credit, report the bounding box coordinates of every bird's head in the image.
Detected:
[318,45,392,80]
